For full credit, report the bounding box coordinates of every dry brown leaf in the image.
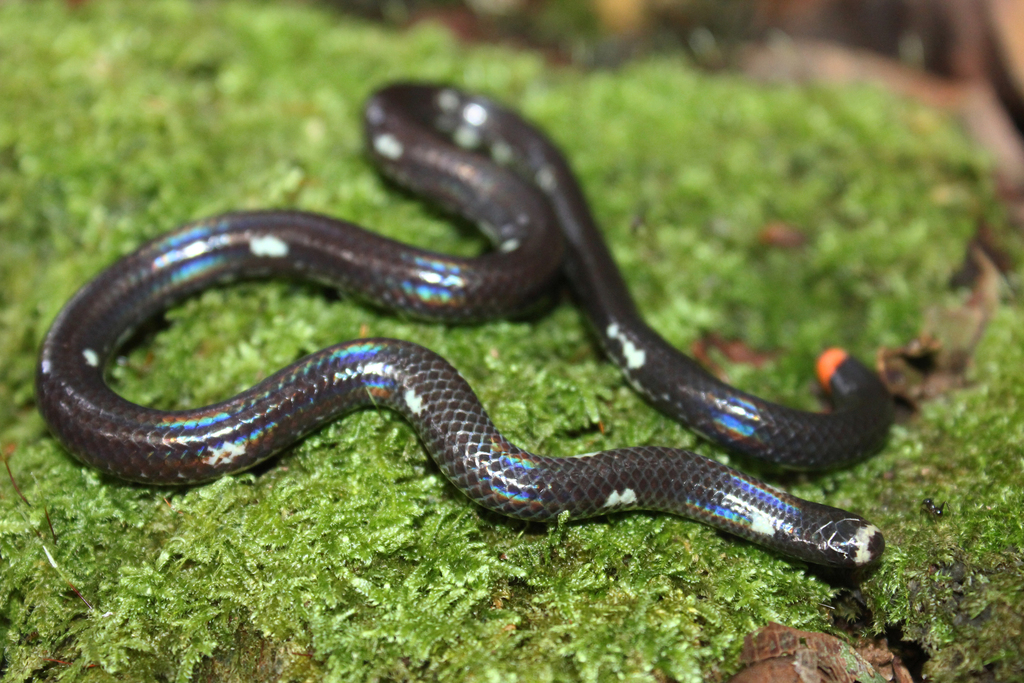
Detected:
[729,622,912,683]
[759,221,808,248]
[879,244,1002,407]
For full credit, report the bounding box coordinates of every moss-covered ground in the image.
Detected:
[1,1,1022,681]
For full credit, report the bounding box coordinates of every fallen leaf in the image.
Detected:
[949,221,1014,287]
[729,622,912,683]
[759,221,807,248]
[879,244,1002,407]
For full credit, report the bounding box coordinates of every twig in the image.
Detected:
[4,450,31,507]
[44,505,57,542]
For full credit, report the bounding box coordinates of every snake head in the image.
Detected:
[816,517,885,568]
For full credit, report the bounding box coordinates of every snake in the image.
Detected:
[36,83,894,567]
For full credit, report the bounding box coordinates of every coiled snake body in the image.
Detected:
[36,84,893,567]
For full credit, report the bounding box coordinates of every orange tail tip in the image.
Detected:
[816,347,849,392]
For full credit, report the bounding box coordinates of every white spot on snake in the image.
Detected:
[491,140,513,165]
[249,235,289,258]
[454,125,481,149]
[603,488,637,508]
[536,166,557,192]
[362,361,387,376]
[437,89,460,112]
[204,441,246,468]
[82,348,99,367]
[41,359,51,374]
[404,388,425,415]
[182,240,208,258]
[500,238,520,253]
[623,342,646,370]
[374,133,404,160]
[748,509,776,537]
[463,102,488,126]
[606,323,646,370]
[854,524,882,566]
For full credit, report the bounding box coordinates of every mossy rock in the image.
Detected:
[0,1,1021,681]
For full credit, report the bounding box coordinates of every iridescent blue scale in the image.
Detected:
[402,280,456,306]
[731,477,800,518]
[165,254,228,288]
[163,411,232,429]
[703,503,751,527]
[712,413,757,439]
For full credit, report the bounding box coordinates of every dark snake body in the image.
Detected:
[36,84,892,567]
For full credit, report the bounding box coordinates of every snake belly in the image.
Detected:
[35,84,889,567]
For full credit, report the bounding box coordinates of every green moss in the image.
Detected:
[0,1,1020,681]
